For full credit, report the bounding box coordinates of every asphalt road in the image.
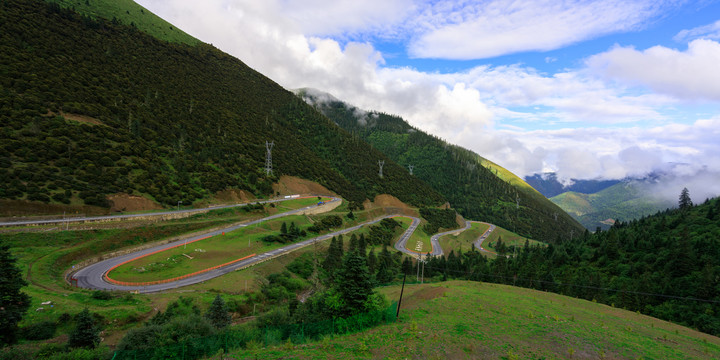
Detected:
[472,222,497,255]
[392,216,420,255]
[69,200,496,292]
[71,200,419,293]
[428,220,472,257]
[0,196,315,227]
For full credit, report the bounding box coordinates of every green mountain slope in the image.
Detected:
[50,0,199,45]
[551,181,675,230]
[297,89,583,242]
[228,281,720,359]
[0,0,444,211]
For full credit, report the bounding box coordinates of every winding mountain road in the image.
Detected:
[71,199,421,293]
[472,222,497,255]
[0,197,306,227]
[69,197,499,293]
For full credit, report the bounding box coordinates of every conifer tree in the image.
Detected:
[0,244,30,346]
[376,246,395,284]
[358,234,367,255]
[205,294,231,329]
[322,236,344,279]
[337,249,373,315]
[68,308,100,349]
[367,249,378,275]
[348,234,358,253]
[679,187,693,209]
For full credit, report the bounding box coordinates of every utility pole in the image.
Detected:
[408,164,414,175]
[378,160,384,178]
[265,141,274,176]
[396,273,407,320]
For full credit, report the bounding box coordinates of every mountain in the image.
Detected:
[0,0,445,213]
[525,172,621,198]
[297,88,584,242]
[551,180,675,230]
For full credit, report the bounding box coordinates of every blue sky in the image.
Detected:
[371,1,720,73]
[139,0,720,200]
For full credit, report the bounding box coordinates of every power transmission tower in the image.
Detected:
[378,160,385,178]
[265,141,274,176]
[408,164,414,175]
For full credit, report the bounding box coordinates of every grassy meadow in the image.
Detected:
[229,280,720,359]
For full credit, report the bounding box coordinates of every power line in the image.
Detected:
[264,141,274,176]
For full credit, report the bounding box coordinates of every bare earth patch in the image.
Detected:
[273,175,336,197]
[363,194,419,217]
[214,189,255,203]
[364,194,411,210]
[108,193,163,212]
[47,110,104,126]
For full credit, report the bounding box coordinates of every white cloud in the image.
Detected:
[485,117,720,183]
[407,0,674,59]
[135,0,718,191]
[674,19,720,42]
[586,39,720,101]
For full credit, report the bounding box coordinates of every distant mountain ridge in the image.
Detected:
[549,179,675,230]
[297,88,584,242]
[525,173,621,198]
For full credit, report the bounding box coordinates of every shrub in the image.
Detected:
[20,320,57,340]
[91,290,113,300]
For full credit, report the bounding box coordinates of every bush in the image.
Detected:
[20,320,57,340]
[287,253,314,279]
[91,290,113,300]
[34,343,65,358]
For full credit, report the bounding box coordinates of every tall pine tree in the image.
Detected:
[205,294,231,329]
[337,249,373,315]
[679,187,693,209]
[68,308,100,349]
[0,244,30,346]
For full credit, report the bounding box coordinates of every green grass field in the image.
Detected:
[437,222,488,254]
[394,217,433,254]
[483,225,545,256]
[229,280,720,359]
[107,215,312,282]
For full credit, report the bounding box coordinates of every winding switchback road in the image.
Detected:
[70,199,497,292]
[472,222,497,255]
[71,200,421,293]
[428,220,472,257]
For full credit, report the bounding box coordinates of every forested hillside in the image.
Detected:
[0,0,444,211]
[552,181,675,230]
[298,90,583,242]
[421,196,720,336]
